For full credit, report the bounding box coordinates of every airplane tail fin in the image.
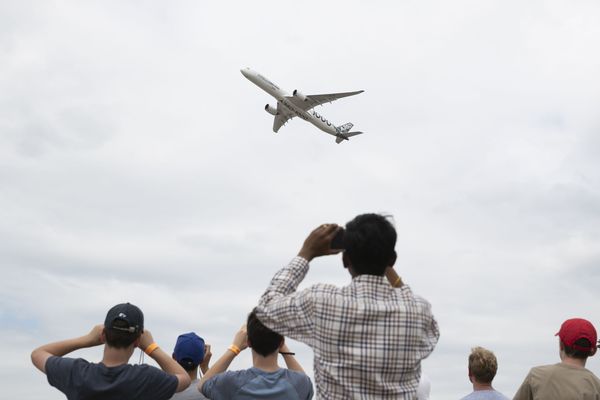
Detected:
[335,131,363,144]
[337,122,354,133]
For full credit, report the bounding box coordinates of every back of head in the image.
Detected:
[557,318,598,359]
[173,332,205,371]
[104,303,144,349]
[344,213,397,276]
[468,347,498,384]
[247,308,283,357]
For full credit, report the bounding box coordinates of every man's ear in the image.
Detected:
[388,250,397,268]
[590,347,597,357]
[100,329,106,344]
[342,252,350,269]
[279,338,285,349]
[172,353,177,361]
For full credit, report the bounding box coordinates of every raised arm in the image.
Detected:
[138,330,191,393]
[198,325,248,392]
[279,342,305,373]
[384,266,403,288]
[199,344,212,375]
[256,224,341,341]
[31,325,104,373]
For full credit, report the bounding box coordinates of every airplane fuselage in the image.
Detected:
[241,68,341,136]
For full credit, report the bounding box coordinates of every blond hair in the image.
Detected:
[468,346,498,384]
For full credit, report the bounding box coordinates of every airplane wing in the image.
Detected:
[287,90,364,111]
[272,101,295,133]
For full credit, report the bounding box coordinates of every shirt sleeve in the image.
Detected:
[142,366,178,400]
[45,356,80,396]
[512,370,533,400]
[201,372,238,400]
[290,372,314,400]
[419,298,440,360]
[255,257,316,345]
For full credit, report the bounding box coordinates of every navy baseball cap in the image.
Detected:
[104,303,144,334]
[173,332,205,369]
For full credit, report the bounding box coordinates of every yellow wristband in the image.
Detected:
[144,342,159,355]
[393,276,403,287]
[228,345,241,355]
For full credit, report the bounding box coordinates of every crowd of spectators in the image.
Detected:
[31,213,600,399]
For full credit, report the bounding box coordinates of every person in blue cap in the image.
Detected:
[170,332,212,400]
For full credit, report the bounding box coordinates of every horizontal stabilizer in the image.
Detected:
[335,131,363,144]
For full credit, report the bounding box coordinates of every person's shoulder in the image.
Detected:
[46,356,89,372]
[283,369,311,381]
[281,369,313,397]
[209,369,256,384]
[304,282,341,296]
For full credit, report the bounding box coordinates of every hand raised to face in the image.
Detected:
[298,223,343,262]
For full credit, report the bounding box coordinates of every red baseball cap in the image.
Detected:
[556,318,597,352]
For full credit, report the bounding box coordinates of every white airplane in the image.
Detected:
[241,68,364,144]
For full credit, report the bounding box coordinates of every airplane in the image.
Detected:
[240,68,364,144]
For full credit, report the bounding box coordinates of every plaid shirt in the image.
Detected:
[256,257,439,400]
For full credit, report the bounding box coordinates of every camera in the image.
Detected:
[330,228,345,250]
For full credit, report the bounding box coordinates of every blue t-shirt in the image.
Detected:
[45,356,178,400]
[201,367,313,400]
[460,390,510,400]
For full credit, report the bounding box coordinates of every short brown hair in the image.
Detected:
[468,346,498,384]
[105,319,141,349]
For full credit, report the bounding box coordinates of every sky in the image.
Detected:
[1,0,600,398]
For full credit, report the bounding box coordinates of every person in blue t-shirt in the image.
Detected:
[199,308,313,400]
[459,346,509,400]
[31,302,191,400]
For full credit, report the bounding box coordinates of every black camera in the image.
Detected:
[330,228,345,250]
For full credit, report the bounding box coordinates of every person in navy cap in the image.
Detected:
[31,302,191,400]
[170,332,212,400]
[513,317,600,399]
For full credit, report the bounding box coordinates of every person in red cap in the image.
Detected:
[513,317,600,399]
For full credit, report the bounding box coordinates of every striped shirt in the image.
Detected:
[256,257,440,399]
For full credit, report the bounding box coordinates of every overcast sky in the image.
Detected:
[1,1,600,399]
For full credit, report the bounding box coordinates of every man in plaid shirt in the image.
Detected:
[256,213,440,399]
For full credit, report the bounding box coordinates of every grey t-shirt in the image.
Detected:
[201,367,313,400]
[460,390,510,400]
[46,356,178,400]
[170,379,208,400]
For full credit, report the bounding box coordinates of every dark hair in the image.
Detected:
[247,309,283,357]
[178,359,198,371]
[344,213,397,276]
[563,338,593,359]
[104,319,141,349]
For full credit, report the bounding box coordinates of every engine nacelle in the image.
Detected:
[293,89,307,101]
[264,104,278,116]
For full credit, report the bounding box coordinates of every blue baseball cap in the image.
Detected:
[173,332,205,370]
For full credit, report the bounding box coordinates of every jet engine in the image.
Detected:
[292,89,307,101]
[264,104,278,116]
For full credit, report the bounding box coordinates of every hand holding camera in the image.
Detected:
[298,223,344,262]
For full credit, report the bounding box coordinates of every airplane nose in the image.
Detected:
[240,68,250,78]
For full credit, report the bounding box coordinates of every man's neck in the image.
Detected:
[251,351,280,372]
[187,367,199,381]
[561,355,587,368]
[101,345,135,367]
[472,381,494,391]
